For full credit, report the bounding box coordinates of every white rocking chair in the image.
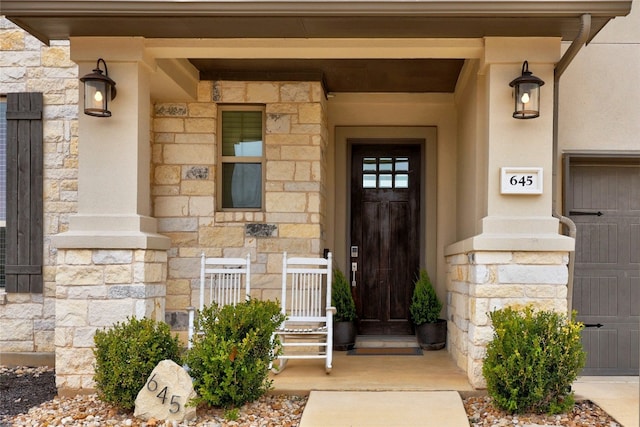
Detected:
[272,251,335,374]
[186,253,251,349]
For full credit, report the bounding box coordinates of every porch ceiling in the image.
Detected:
[1,0,631,93]
[189,59,465,93]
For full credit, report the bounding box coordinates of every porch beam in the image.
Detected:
[144,38,485,60]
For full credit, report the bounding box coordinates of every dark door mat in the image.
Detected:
[347,347,423,356]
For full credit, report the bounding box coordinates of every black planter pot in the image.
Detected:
[333,321,356,351]
[415,319,447,350]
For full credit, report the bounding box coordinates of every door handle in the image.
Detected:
[351,262,357,287]
[569,210,603,216]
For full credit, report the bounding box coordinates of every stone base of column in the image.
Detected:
[54,249,167,392]
[446,249,570,389]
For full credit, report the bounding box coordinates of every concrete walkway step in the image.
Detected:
[299,391,468,427]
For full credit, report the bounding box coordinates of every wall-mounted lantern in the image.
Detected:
[80,58,117,117]
[509,61,545,119]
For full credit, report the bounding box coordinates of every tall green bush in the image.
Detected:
[409,270,442,324]
[93,317,183,411]
[332,268,356,322]
[185,299,286,409]
[482,306,586,414]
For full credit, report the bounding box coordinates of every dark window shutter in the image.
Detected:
[5,93,43,293]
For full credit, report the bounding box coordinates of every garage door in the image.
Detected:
[566,157,639,375]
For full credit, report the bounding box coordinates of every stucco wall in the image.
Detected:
[454,60,484,241]
[558,0,640,154]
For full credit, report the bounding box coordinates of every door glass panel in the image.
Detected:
[363,158,377,172]
[396,157,409,172]
[379,157,393,172]
[379,174,393,188]
[363,174,377,188]
[395,174,409,188]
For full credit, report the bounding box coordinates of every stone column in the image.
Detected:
[445,38,574,389]
[52,38,171,393]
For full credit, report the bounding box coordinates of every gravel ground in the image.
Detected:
[0,366,622,427]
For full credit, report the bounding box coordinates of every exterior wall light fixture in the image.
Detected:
[80,58,117,117]
[509,61,545,119]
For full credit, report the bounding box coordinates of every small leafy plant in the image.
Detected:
[409,270,442,325]
[93,317,183,411]
[332,268,356,322]
[185,299,286,409]
[482,305,586,414]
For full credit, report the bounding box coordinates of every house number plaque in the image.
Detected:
[500,167,543,194]
[145,373,183,414]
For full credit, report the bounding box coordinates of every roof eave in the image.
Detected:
[0,0,633,17]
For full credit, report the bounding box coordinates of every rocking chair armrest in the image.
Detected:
[327,306,337,315]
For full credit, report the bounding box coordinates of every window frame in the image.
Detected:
[216,105,266,211]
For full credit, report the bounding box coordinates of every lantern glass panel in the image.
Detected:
[84,80,111,116]
[514,83,541,119]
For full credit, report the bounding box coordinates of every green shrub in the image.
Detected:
[332,268,356,322]
[185,299,286,409]
[93,317,183,411]
[409,270,442,325]
[482,306,586,414]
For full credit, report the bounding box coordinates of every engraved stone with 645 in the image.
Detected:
[134,360,198,423]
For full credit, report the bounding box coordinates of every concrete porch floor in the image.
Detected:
[270,349,474,394]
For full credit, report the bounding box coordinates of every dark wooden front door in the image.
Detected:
[350,142,421,335]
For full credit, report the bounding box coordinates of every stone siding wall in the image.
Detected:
[446,250,569,388]
[0,17,78,358]
[153,81,329,338]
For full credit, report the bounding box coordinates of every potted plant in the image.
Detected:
[331,268,357,350]
[409,270,446,350]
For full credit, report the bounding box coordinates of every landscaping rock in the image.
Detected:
[134,360,197,423]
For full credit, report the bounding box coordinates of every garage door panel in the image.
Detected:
[574,276,618,316]
[630,329,639,370]
[575,223,618,264]
[631,277,640,317]
[568,159,640,375]
[582,329,618,370]
[631,224,640,263]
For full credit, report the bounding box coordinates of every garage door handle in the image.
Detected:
[569,210,603,216]
[584,323,604,328]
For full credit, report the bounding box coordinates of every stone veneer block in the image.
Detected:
[198,225,245,247]
[187,103,216,118]
[185,118,215,133]
[279,223,321,238]
[247,82,280,102]
[155,165,182,185]
[154,117,184,133]
[498,265,568,284]
[265,192,307,213]
[164,144,215,164]
[181,180,215,196]
[245,223,278,237]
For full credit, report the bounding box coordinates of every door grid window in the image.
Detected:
[362,156,409,189]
